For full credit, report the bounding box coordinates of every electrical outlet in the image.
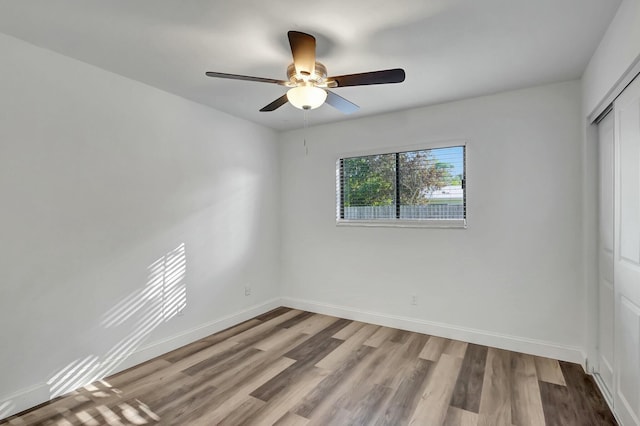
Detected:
[244,286,252,296]
[411,295,418,306]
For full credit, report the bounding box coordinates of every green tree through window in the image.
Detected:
[339,146,465,221]
[342,154,395,207]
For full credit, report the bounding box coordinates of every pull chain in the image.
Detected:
[303,109,309,156]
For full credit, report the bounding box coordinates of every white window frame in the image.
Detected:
[335,140,467,229]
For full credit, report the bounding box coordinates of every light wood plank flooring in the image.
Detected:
[1,308,616,425]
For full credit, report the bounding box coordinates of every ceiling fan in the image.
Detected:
[205,31,406,114]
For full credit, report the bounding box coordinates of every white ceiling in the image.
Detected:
[0,0,621,131]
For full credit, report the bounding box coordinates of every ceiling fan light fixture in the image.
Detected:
[206,31,403,114]
[286,85,327,110]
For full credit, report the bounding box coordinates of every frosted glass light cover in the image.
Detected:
[286,86,327,110]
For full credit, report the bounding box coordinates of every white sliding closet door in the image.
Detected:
[598,110,615,398]
[614,74,640,426]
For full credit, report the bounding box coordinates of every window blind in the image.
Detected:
[337,145,466,224]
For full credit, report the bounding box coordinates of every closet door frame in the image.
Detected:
[596,110,615,401]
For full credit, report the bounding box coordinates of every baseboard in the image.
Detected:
[282,297,586,365]
[592,373,614,411]
[0,384,50,421]
[591,373,625,426]
[0,297,282,421]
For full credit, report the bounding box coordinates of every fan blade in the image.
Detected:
[329,68,405,87]
[288,31,316,77]
[260,94,289,112]
[206,71,287,85]
[326,90,359,114]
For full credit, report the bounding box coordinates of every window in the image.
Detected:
[336,144,466,227]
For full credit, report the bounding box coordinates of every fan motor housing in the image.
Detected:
[287,62,329,87]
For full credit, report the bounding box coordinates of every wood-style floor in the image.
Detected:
[2,307,616,425]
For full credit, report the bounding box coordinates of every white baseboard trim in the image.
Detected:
[591,372,624,426]
[592,373,614,409]
[0,384,50,421]
[282,297,586,365]
[0,298,281,421]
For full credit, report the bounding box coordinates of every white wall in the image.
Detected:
[0,34,281,417]
[280,81,585,361]
[582,0,640,117]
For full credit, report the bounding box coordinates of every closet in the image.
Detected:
[597,74,640,426]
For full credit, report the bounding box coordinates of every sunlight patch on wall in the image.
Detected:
[147,243,187,321]
[48,355,101,398]
[47,244,187,399]
[101,243,187,327]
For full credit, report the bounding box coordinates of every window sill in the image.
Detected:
[336,219,467,229]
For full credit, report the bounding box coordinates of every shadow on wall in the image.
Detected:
[46,243,187,400]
